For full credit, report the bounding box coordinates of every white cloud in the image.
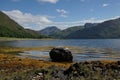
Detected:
[102,3,109,7]
[48,16,120,30]
[56,9,68,18]
[61,14,68,18]
[2,10,120,30]
[37,0,58,4]
[51,17,119,30]
[56,9,67,14]
[81,18,104,23]
[46,18,106,30]
[3,10,52,30]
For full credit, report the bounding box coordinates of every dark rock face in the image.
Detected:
[49,48,73,62]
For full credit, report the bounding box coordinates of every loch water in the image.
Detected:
[0,39,120,61]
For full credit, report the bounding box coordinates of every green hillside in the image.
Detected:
[39,26,61,36]
[50,26,84,38]
[66,18,120,39]
[0,11,45,38]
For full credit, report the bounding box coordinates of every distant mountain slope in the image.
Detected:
[25,29,46,38]
[84,23,99,28]
[0,11,45,38]
[39,26,61,36]
[66,18,120,39]
[51,26,85,38]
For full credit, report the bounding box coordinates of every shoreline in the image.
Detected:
[0,53,119,80]
[0,46,120,60]
[0,37,60,41]
[0,46,120,79]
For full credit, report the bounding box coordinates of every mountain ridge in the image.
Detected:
[66,18,120,39]
[2,10,120,39]
[39,26,61,36]
[40,17,120,39]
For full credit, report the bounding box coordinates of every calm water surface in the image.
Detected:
[1,39,120,61]
[0,39,120,50]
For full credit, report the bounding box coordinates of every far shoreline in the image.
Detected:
[1,37,120,41]
[0,37,59,41]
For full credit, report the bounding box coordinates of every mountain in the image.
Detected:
[51,26,84,38]
[66,18,120,39]
[38,18,120,39]
[84,23,99,28]
[0,11,45,38]
[39,26,61,36]
[25,29,46,38]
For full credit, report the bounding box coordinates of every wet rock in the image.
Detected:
[117,61,120,65]
[49,47,73,62]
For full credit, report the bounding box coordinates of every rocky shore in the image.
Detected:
[0,47,120,80]
[0,53,119,80]
[32,61,120,80]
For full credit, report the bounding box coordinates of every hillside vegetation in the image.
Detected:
[67,18,120,39]
[0,11,46,38]
[40,18,120,39]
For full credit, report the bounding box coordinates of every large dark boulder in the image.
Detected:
[49,48,73,62]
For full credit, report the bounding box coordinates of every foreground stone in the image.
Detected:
[49,47,73,62]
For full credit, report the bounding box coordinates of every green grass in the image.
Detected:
[0,37,36,41]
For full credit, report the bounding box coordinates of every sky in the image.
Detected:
[1,0,120,30]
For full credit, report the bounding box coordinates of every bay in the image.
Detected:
[0,39,120,51]
[1,39,119,61]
